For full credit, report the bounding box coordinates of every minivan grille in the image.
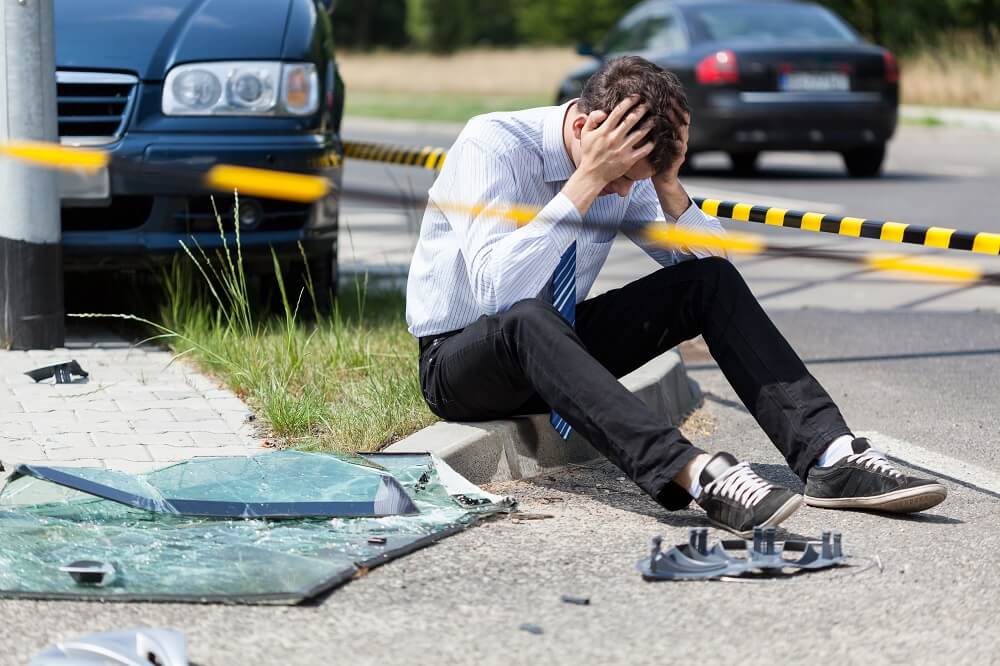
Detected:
[56,71,138,145]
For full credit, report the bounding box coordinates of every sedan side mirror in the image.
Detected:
[577,42,600,58]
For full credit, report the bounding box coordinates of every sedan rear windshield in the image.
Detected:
[684,3,858,45]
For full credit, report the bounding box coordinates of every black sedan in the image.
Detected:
[557,0,899,178]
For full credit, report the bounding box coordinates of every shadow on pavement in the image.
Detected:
[527,460,811,541]
[524,457,964,545]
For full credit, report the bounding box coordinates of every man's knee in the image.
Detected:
[505,297,564,322]
[698,255,738,276]
[499,298,568,339]
[685,256,747,293]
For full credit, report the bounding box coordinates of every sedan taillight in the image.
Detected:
[883,50,900,83]
[696,50,740,85]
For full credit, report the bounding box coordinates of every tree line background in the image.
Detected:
[333,0,999,53]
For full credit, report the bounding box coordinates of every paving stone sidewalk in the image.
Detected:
[0,336,263,475]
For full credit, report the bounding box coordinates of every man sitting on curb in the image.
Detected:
[405,55,946,536]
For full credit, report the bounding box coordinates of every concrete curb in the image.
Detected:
[385,349,702,485]
[900,104,1000,132]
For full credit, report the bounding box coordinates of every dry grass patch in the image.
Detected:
[337,47,589,95]
[902,47,1000,110]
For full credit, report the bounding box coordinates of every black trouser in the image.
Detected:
[418,257,851,510]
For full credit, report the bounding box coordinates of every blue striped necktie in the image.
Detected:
[549,241,577,439]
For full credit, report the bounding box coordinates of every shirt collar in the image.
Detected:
[542,100,577,183]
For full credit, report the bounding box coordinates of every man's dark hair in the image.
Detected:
[577,56,690,174]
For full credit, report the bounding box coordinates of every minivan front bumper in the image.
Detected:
[61,131,342,271]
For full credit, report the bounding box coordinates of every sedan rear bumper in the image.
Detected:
[689,90,898,153]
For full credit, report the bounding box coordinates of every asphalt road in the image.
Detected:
[340,116,1000,230]
[5,118,1000,664]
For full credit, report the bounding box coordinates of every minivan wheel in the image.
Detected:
[842,144,886,178]
[729,151,760,176]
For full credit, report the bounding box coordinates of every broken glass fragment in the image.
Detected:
[0,451,513,604]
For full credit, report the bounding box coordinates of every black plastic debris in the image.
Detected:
[519,623,544,635]
[24,360,89,384]
[30,627,188,665]
[59,560,117,587]
[560,594,590,606]
[638,527,846,581]
[453,493,492,507]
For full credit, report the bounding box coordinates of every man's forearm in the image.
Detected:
[654,179,692,220]
[561,166,606,217]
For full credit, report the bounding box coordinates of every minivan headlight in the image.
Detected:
[163,61,319,116]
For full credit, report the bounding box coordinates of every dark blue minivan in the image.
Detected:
[55,0,343,300]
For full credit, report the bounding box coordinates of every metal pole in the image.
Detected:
[0,0,64,350]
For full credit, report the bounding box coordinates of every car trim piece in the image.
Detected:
[60,136,121,147]
[55,71,139,85]
[739,91,883,104]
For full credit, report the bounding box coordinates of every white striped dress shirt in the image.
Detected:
[405,101,726,338]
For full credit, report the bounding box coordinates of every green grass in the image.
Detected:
[86,198,437,453]
[345,90,551,123]
[901,115,946,128]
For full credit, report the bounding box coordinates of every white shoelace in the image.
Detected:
[847,448,903,478]
[702,462,774,507]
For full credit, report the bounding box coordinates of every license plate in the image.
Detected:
[779,71,850,92]
[59,166,110,201]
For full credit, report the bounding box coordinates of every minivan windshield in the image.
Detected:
[684,3,858,45]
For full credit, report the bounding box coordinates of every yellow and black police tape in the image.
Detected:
[338,139,1000,259]
[0,140,330,204]
[694,198,1000,257]
[2,138,999,284]
[343,140,447,171]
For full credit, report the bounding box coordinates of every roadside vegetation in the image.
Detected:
[340,47,583,122]
[334,0,999,123]
[341,43,1000,125]
[902,38,1000,110]
[148,201,435,452]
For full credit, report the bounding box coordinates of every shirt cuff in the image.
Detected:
[674,200,728,259]
[533,191,581,256]
[675,200,713,229]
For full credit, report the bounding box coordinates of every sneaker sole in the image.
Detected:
[709,494,804,538]
[804,484,947,513]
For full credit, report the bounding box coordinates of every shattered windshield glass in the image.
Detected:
[0,451,512,604]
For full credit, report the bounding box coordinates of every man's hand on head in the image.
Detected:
[652,103,692,218]
[578,95,655,185]
[562,95,654,216]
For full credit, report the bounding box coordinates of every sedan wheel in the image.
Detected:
[729,151,760,176]
[842,144,886,178]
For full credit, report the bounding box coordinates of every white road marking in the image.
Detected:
[906,163,990,179]
[686,185,845,215]
[858,430,1000,496]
